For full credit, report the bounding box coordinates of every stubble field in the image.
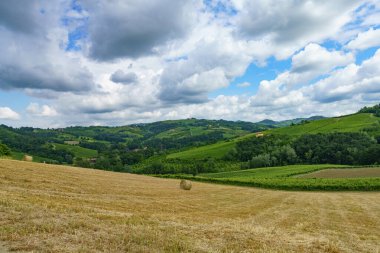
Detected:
[0,160,379,252]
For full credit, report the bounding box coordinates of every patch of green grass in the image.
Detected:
[158,164,380,191]
[200,164,347,178]
[10,151,24,160]
[155,125,248,140]
[268,113,379,136]
[53,143,97,158]
[9,151,57,163]
[167,133,257,160]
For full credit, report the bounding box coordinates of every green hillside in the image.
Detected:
[0,118,266,169]
[53,143,98,158]
[168,113,380,160]
[268,113,378,136]
[167,133,257,159]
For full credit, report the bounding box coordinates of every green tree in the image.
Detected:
[0,143,11,156]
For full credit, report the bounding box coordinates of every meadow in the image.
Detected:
[53,143,98,159]
[161,165,380,191]
[167,132,257,159]
[0,160,379,252]
[268,113,379,136]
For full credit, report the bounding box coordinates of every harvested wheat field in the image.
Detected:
[0,160,379,253]
[298,167,380,179]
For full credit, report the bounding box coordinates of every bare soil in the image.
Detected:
[298,167,380,178]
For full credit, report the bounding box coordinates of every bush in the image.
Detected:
[0,143,11,156]
[249,154,271,168]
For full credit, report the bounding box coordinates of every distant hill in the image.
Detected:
[2,107,379,171]
[258,116,325,127]
[0,118,267,164]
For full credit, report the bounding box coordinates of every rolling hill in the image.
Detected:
[0,118,267,164]
[168,113,380,160]
[268,113,379,135]
[258,115,325,127]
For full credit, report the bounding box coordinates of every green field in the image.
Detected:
[200,164,347,178]
[160,164,380,191]
[155,125,248,140]
[53,143,98,158]
[167,132,257,159]
[9,151,56,163]
[268,113,379,136]
[168,113,379,160]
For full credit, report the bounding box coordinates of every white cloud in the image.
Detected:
[309,48,380,103]
[251,44,354,106]
[0,107,20,120]
[234,0,361,59]
[27,103,58,117]
[159,30,252,104]
[292,44,354,74]
[346,28,380,50]
[0,2,95,92]
[0,0,379,127]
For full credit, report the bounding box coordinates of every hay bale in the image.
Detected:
[23,155,33,162]
[180,179,192,190]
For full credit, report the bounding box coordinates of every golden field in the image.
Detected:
[0,159,379,253]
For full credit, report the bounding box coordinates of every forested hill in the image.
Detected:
[0,118,268,167]
[1,104,379,174]
[167,104,380,164]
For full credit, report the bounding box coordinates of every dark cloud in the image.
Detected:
[0,62,94,92]
[0,1,41,33]
[82,0,195,61]
[0,1,95,93]
[110,70,138,84]
[159,89,208,105]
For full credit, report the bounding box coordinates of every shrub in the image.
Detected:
[0,143,11,156]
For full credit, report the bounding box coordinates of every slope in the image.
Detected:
[168,113,379,160]
[0,160,379,252]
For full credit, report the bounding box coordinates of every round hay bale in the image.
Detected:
[180,179,192,190]
[23,155,33,162]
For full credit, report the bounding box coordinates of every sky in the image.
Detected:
[0,0,380,128]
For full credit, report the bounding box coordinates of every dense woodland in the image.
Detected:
[0,104,379,174]
[233,132,380,169]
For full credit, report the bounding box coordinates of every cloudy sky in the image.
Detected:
[0,0,380,127]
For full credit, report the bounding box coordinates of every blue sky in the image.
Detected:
[0,0,379,127]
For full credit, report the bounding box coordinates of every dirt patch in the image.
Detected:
[297,167,380,178]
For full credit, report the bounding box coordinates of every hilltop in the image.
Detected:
[258,115,325,127]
